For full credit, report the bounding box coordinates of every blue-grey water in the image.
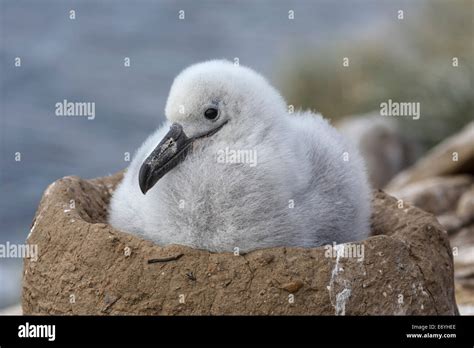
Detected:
[0,0,419,308]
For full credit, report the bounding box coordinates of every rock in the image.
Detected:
[457,186,474,223]
[450,226,474,274]
[383,123,474,312]
[450,225,474,313]
[386,122,474,191]
[437,213,465,235]
[338,114,419,188]
[22,174,458,315]
[387,175,473,216]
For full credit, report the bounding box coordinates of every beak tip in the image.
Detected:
[139,184,148,195]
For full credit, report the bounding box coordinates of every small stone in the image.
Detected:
[281,280,304,293]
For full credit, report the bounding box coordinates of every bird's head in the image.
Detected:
[139,60,286,194]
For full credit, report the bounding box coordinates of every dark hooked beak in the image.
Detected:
[139,121,227,194]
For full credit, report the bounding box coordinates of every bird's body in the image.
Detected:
[109,60,371,252]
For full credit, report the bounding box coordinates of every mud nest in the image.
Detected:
[22,172,458,315]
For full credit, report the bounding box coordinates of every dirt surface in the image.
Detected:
[22,172,458,315]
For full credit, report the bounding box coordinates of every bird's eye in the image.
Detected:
[204,108,219,120]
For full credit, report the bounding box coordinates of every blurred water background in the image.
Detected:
[0,0,472,308]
